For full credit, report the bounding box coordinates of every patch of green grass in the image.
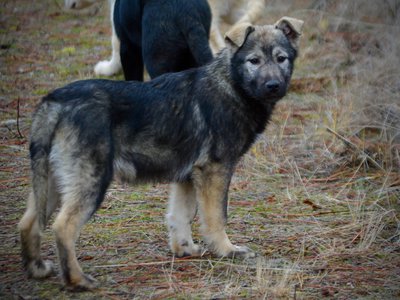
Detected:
[32,88,49,96]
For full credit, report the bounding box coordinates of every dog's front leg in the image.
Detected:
[193,163,255,258]
[166,181,201,257]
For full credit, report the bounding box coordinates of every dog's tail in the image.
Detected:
[18,96,61,277]
[19,96,61,231]
[27,97,62,230]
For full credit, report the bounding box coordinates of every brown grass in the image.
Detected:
[0,0,399,299]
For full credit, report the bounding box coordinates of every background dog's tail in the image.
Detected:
[18,98,61,278]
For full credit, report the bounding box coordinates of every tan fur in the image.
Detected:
[224,22,254,48]
[208,0,266,53]
[19,192,54,278]
[53,202,97,289]
[275,17,304,48]
[190,163,254,257]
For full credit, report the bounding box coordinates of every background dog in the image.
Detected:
[19,17,303,291]
[99,0,213,81]
[64,0,266,77]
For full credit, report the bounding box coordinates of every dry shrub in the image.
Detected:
[319,0,400,170]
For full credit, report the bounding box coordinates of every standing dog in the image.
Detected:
[100,0,213,81]
[19,17,303,291]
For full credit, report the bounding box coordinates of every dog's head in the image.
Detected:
[225,17,303,102]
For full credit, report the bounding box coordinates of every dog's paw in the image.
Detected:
[94,60,120,76]
[171,239,202,257]
[65,274,98,292]
[27,259,55,279]
[225,245,256,259]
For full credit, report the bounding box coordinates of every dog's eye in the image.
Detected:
[248,57,260,65]
[277,56,287,63]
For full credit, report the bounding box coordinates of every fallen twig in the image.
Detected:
[16,97,24,139]
[326,127,385,171]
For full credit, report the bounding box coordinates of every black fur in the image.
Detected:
[114,0,213,81]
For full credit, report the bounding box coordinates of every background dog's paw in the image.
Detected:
[27,259,55,279]
[94,60,120,76]
[226,245,256,259]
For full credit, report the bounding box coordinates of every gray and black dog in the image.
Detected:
[19,17,303,291]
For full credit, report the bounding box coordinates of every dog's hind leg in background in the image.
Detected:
[94,0,122,76]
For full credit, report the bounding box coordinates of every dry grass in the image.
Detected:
[0,0,399,299]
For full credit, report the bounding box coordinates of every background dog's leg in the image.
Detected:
[94,29,121,76]
[94,0,121,76]
[208,1,226,53]
[193,164,255,258]
[182,24,214,67]
[236,0,265,25]
[166,182,200,257]
[120,41,143,81]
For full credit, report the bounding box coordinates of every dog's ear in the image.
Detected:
[275,17,304,48]
[224,22,255,50]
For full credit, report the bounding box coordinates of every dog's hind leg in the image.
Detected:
[193,163,255,259]
[52,166,111,291]
[19,190,55,279]
[49,128,112,291]
[119,40,143,81]
[18,118,59,278]
[94,29,121,76]
[52,196,100,291]
[166,181,200,257]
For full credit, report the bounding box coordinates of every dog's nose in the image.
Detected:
[265,80,280,93]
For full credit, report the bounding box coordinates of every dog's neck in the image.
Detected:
[203,48,239,99]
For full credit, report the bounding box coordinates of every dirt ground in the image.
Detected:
[1,0,399,299]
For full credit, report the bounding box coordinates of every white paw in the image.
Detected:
[228,245,256,259]
[28,259,54,278]
[94,60,121,76]
[214,244,256,259]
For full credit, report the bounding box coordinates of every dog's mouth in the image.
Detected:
[259,80,287,100]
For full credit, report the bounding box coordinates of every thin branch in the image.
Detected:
[16,97,24,139]
[326,127,385,171]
